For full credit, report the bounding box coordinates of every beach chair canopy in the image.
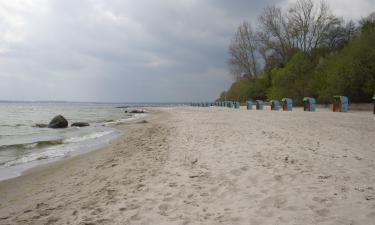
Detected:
[333,95,348,104]
[303,97,316,104]
[281,98,293,104]
[372,95,375,101]
[270,100,280,105]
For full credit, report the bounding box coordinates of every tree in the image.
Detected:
[314,27,375,103]
[218,77,268,102]
[323,20,357,50]
[258,5,292,64]
[287,0,341,52]
[257,0,341,61]
[228,21,261,80]
[267,52,315,104]
[221,3,374,104]
[360,12,375,33]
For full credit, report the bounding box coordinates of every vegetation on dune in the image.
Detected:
[219,77,268,103]
[219,0,375,105]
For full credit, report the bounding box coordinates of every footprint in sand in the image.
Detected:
[315,208,330,217]
[274,175,283,182]
[158,203,171,216]
[44,217,60,225]
[366,211,375,218]
[90,208,103,216]
[129,212,142,221]
[261,195,288,209]
[248,176,258,186]
[240,166,249,171]
[230,169,242,176]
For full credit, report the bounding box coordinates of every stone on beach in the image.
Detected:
[71,122,90,127]
[34,123,48,128]
[128,109,146,114]
[48,115,68,128]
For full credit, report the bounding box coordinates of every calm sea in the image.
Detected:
[0,102,147,181]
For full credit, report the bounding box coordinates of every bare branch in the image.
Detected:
[228,21,261,80]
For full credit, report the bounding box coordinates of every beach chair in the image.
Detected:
[303,97,316,112]
[270,100,280,111]
[256,100,264,110]
[234,101,240,109]
[281,98,293,111]
[246,100,253,110]
[333,96,348,112]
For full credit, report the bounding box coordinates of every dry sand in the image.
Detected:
[0,107,374,225]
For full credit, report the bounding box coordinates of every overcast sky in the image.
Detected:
[0,0,374,102]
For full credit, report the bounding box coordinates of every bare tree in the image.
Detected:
[324,20,357,49]
[228,21,260,80]
[257,0,340,60]
[229,0,349,80]
[287,0,341,52]
[361,11,375,24]
[360,11,375,32]
[258,5,296,64]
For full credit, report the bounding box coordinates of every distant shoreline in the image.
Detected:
[0,100,192,105]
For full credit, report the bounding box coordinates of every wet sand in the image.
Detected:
[0,107,374,225]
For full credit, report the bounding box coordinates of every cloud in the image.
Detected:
[0,0,373,102]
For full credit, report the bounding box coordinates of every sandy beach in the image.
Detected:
[0,107,374,225]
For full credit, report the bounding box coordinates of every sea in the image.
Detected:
[0,102,153,181]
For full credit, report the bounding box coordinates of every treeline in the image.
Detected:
[219,0,375,105]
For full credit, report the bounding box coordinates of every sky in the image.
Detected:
[0,0,374,102]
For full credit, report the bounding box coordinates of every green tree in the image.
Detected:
[267,52,314,104]
[219,77,268,103]
[314,27,375,103]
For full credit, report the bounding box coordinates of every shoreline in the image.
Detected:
[20,111,152,178]
[0,108,167,223]
[0,112,148,182]
[1,107,374,225]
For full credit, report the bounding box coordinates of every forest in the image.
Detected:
[219,0,375,105]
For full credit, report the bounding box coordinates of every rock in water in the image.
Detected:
[48,115,68,128]
[34,123,48,128]
[71,122,90,127]
[130,109,145,113]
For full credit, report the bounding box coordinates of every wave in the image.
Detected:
[1,148,66,167]
[103,113,147,125]
[64,130,114,143]
[0,129,116,152]
[0,124,27,128]
[0,140,64,152]
[1,130,118,168]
